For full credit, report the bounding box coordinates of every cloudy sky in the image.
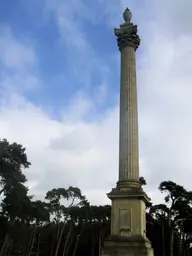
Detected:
[0,0,192,205]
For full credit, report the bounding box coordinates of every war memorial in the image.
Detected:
[101,8,154,256]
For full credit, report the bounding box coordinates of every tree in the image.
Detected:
[158,181,192,256]
[45,186,87,256]
[30,200,50,224]
[0,139,30,195]
[2,138,192,256]
[1,182,32,221]
[150,204,169,256]
[0,139,31,256]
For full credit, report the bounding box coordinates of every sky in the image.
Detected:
[0,0,192,205]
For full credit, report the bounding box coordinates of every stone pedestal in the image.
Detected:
[101,8,153,256]
[102,236,153,256]
[101,186,153,255]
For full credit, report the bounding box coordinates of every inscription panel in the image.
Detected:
[119,209,131,231]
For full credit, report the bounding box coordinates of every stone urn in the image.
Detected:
[123,8,132,23]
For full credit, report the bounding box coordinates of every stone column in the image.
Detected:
[115,8,140,188]
[101,9,154,255]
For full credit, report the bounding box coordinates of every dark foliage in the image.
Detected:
[0,138,192,255]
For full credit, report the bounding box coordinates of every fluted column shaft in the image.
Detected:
[114,12,140,186]
[119,46,139,181]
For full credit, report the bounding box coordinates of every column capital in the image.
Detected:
[114,8,140,51]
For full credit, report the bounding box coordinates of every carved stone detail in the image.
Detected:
[115,10,140,183]
[115,29,140,51]
[101,8,154,256]
[119,209,131,233]
[114,9,140,51]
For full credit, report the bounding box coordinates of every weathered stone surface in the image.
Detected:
[101,7,153,256]
[107,187,152,207]
[102,235,154,256]
[118,23,139,184]
[114,8,140,51]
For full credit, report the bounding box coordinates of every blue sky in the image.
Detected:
[0,0,154,119]
[0,0,123,118]
[1,0,192,205]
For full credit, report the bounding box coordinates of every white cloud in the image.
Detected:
[0,26,37,70]
[1,0,192,207]
[0,94,119,205]
[62,90,95,121]
[0,27,41,95]
[95,83,108,105]
[42,0,113,91]
[136,1,192,196]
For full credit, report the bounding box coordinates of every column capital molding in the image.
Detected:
[114,8,140,51]
[114,23,140,51]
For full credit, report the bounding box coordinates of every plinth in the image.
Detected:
[101,8,154,256]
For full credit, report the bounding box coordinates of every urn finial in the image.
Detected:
[123,8,132,23]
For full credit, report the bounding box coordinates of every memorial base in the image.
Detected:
[101,235,154,256]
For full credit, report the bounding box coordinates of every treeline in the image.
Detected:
[0,138,192,256]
